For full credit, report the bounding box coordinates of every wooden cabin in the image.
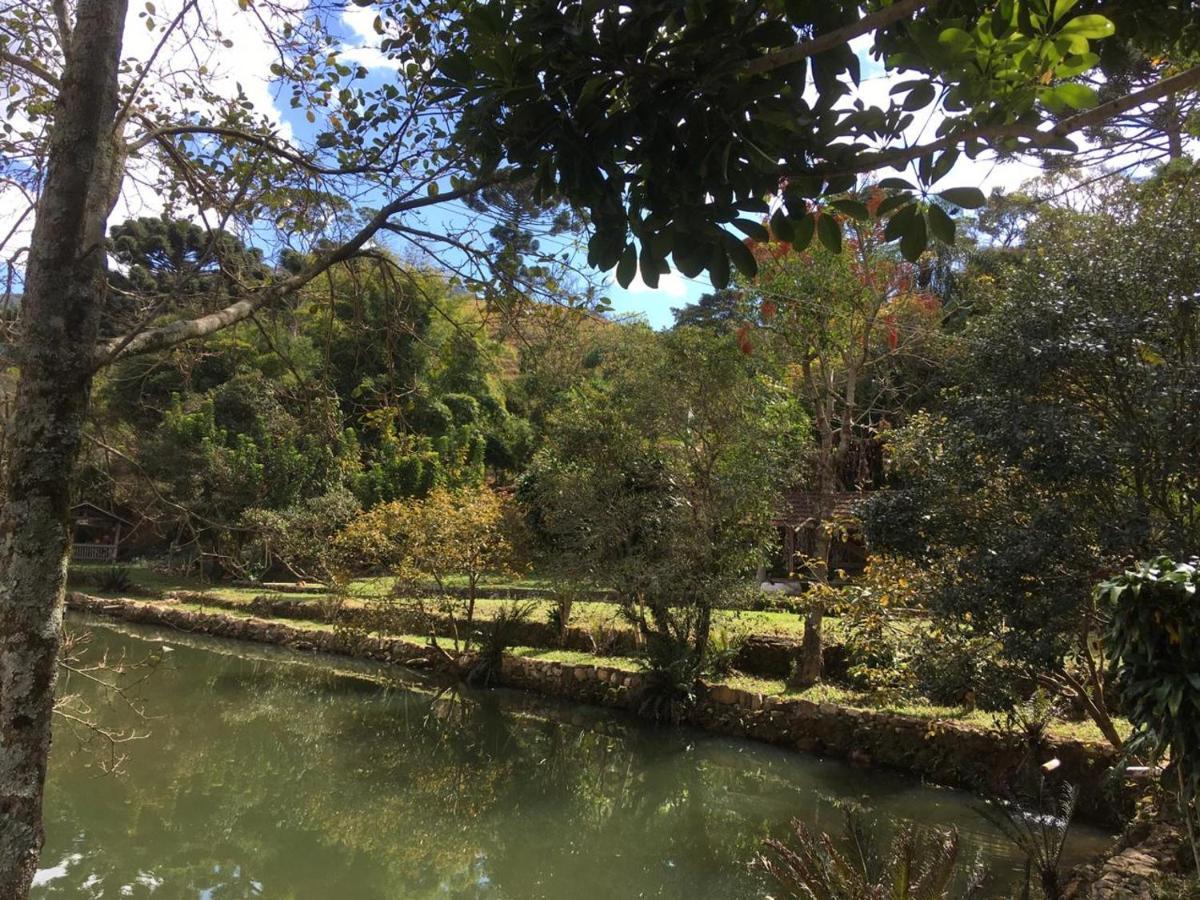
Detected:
[771,489,869,580]
[70,503,132,563]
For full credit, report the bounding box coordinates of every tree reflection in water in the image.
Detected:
[34,617,1112,898]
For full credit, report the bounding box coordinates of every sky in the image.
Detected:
[1,3,1053,330]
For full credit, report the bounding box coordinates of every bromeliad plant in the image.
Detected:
[1101,557,1200,873]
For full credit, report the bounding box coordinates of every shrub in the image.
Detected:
[756,803,987,900]
[633,634,699,724]
[468,600,536,687]
[1102,556,1200,873]
[977,781,1079,900]
[911,629,1021,711]
[95,565,135,594]
[704,624,749,679]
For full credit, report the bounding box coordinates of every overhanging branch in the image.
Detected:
[93,173,511,368]
[743,0,936,77]
[800,64,1200,179]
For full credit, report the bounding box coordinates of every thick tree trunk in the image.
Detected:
[0,2,127,896]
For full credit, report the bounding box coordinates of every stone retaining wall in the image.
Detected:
[68,591,1130,828]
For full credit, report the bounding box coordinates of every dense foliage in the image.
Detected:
[521,325,803,684]
[1102,556,1200,871]
[864,171,1200,738]
[82,225,533,577]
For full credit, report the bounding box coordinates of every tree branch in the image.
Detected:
[804,64,1200,179]
[128,124,382,176]
[743,0,936,77]
[0,49,60,88]
[94,173,511,367]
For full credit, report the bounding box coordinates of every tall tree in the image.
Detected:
[746,202,943,684]
[432,0,1200,287]
[865,169,1200,747]
[0,2,129,890]
[0,3,546,893]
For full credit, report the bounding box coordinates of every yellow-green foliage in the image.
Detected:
[333,486,527,589]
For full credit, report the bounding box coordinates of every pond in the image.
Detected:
[33,615,1113,898]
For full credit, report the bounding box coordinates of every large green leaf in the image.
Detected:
[927,204,956,244]
[615,243,637,289]
[937,187,987,209]
[1058,14,1115,39]
[816,213,842,253]
[899,212,928,261]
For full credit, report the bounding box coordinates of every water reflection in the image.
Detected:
[34,616,1113,898]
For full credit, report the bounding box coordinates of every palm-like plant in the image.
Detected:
[756,806,987,900]
[976,782,1078,900]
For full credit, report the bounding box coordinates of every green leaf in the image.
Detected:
[931,149,959,184]
[899,213,928,262]
[732,218,770,243]
[638,245,660,289]
[722,231,758,277]
[1053,0,1080,21]
[937,27,973,53]
[770,208,795,242]
[927,204,956,243]
[1058,14,1115,39]
[615,243,637,289]
[709,245,731,289]
[1048,82,1098,110]
[901,81,936,111]
[876,193,913,218]
[884,203,919,242]
[673,243,707,279]
[816,213,842,254]
[830,198,870,221]
[792,212,816,251]
[937,186,987,209]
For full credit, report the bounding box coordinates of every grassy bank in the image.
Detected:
[68,571,1124,747]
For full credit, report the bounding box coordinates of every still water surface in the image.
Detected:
[34,615,1112,898]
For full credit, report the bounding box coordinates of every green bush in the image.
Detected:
[1102,556,1200,872]
[911,630,1021,711]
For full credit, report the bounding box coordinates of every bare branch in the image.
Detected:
[128,124,381,176]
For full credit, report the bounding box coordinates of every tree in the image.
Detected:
[523,326,802,684]
[744,202,944,685]
[335,484,525,642]
[1102,557,1200,874]
[2,0,1198,890]
[0,1,556,891]
[865,169,1200,747]
[432,0,1200,287]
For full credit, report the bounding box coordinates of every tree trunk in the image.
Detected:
[0,2,127,896]
[793,526,831,687]
[792,382,838,688]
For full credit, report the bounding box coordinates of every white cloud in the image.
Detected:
[0,1,299,279]
[337,5,404,71]
[608,267,691,300]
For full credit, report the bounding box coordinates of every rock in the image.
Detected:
[709,685,738,705]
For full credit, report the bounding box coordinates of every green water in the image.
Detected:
[33,616,1113,899]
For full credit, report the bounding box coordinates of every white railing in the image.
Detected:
[72,543,118,563]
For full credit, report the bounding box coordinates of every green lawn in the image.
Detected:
[68,563,841,639]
